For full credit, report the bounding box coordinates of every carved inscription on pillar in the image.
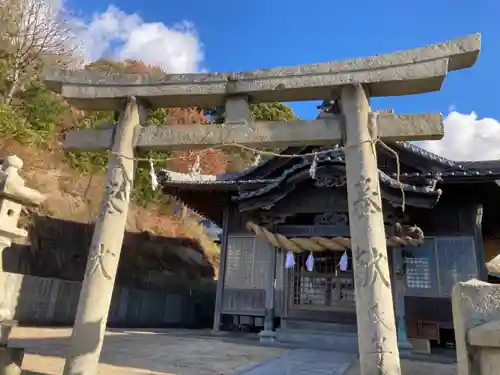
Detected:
[353,175,382,219]
[86,244,116,280]
[369,302,391,330]
[103,163,131,216]
[372,332,392,373]
[354,246,390,289]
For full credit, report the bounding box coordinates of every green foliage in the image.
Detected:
[250,102,296,122]
[85,59,127,73]
[63,59,176,207]
[17,83,67,144]
[66,106,173,207]
[0,52,11,100]
[0,82,66,146]
[147,108,168,125]
[217,102,298,171]
[132,150,172,205]
[65,150,109,174]
[205,102,296,124]
[65,111,117,173]
[0,102,25,137]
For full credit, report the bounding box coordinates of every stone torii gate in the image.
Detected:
[44,34,481,375]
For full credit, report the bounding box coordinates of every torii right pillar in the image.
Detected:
[342,84,401,375]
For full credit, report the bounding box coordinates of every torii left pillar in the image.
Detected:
[63,96,144,375]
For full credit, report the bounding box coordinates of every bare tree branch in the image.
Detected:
[0,0,78,103]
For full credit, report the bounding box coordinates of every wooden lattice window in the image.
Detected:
[289,251,355,312]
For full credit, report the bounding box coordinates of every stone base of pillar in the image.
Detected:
[0,320,22,375]
[397,338,413,351]
[0,346,23,375]
[258,330,277,343]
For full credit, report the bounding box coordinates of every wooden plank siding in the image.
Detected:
[222,235,281,316]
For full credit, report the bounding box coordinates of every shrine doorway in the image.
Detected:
[285,250,356,324]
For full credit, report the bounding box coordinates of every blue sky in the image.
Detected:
[65,0,500,161]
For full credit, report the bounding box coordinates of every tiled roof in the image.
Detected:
[158,141,500,189]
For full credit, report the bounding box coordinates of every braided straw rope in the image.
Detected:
[245,221,423,252]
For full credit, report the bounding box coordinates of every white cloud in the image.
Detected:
[70,5,203,73]
[416,111,500,161]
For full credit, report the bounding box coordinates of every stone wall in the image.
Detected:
[0,272,215,327]
[452,279,500,375]
[4,216,216,290]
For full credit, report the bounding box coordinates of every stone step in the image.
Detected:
[275,328,359,353]
[284,320,358,334]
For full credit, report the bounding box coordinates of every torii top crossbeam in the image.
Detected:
[43,34,480,111]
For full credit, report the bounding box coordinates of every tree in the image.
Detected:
[205,102,297,172]
[250,102,297,122]
[69,59,230,206]
[0,0,75,103]
[205,102,297,124]
[17,81,67,144]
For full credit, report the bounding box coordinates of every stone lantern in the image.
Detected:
[0,155,45,260]
[0,155,46,374]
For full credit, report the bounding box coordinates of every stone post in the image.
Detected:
[341,85,401,375]
[0,155,46,305]
[0,155,46,375]
[63,96,143,375]
[0,155,46,254]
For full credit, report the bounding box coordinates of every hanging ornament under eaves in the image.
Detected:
[285,250,295,269]
[337,251,348,271]
[309,152,318,179]
[306,251,314,271]
[190,154,201,179]
[149,159,159,191]
[251,153,262,166]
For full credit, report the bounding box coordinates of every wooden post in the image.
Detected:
[259,241,277,342]
[392,249,413,350]
[472,204,487,280]
[341,84,402,375]
[213,204,230,331]
[63,96,143,375]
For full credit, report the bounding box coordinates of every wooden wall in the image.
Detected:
[221,235,285,316]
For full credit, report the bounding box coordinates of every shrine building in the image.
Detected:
[158,109,500,350]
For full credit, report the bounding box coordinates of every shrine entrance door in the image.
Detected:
[285,250,356,323]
